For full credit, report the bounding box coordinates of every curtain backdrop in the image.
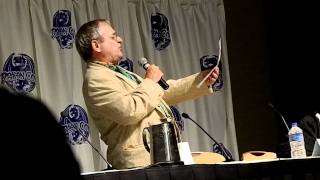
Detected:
[0,0,238,172]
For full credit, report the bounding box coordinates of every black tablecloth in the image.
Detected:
[83,157,320,180]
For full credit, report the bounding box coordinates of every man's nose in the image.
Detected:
[117,36,123,43]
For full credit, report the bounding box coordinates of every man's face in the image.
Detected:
[96,22,123,64]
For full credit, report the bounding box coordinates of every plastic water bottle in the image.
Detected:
[288,122,306,158]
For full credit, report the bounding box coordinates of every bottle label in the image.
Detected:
[289,133,304,142]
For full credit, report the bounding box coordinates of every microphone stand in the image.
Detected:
[181,113,234,162]
[268,103,290,132]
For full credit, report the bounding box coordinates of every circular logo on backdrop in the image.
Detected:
[1,53,36,94]
[151,12,171,50]
[118,57,134,72]
[59,104,89,145]
[51,10,74,49]
[170,106,184,131]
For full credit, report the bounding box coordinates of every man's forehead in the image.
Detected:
[98,22,115,34]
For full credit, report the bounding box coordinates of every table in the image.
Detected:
[82,157,320,180]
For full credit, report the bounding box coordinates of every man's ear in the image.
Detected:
[91,40,101,52]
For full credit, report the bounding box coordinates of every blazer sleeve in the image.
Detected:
[162,72,213,105]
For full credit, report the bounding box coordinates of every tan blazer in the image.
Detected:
[83,62,213,169]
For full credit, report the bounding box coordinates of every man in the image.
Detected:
[0,86,83,179]
[299,109,320,156]
[75,19,220,169]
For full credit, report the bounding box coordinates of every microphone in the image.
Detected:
[267,103,290,132]
[60,112,113,170]
[138,57,169,90]
[181,112,234,162]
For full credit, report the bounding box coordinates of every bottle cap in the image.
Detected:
[291,122,297,127]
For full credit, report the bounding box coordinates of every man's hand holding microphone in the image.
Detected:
[138,58,169,90]
[145,64,163,84]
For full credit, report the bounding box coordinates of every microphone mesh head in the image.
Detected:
[267,103,274,109]
[181,113,189,118]
[138,57,148,67]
